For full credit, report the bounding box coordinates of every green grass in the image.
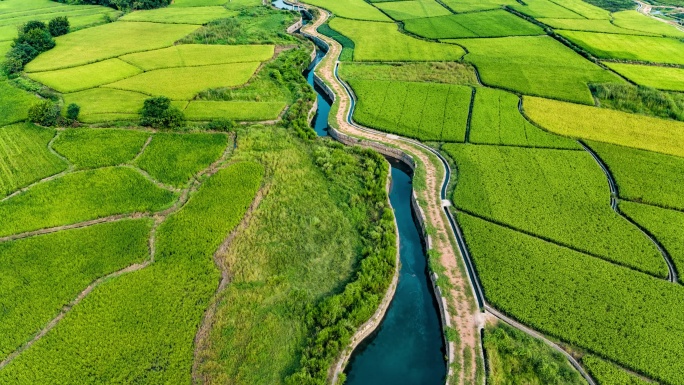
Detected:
[405,10,544,39]
[546,0,611,19]
[452,36,621,105]
[440,0,518,12]
[103,62,260,100]
[0,167,177,237]
[184,101,286,121]
[302,0,391,21]
[582,355,652,385]
[119,44,274,71]
[0,124,67,197]
[604,63,684,92]
[587,141,684,211]
[375,0,452,20]
[348,79,471,141]
[63,88,149,118]
[524,96,684,158]
[52,129,150,169]
[340,62,478,84]
[483,323,585,385]
[470,87,579,149]
[620,201,684,283]
[612,10,684,37]
[559,31,684,65]
[0,81,39,126]
[510,0,589,18]
[0,162,263,384]
[329,18,465,61]
[444,144,665,276]
[458,212,684,385]
[538,18,660,35]
[0,219,151,361]
[25,21,199,72]
[136,133,229,187]
[77,113,140,123]
[120,6,236,24]
[26,59,142,93]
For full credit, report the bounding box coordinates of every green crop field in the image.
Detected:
[469,87,580,149]
[0,219,151,361]
[340,62,479,84]
[604,63,684,92]
[136,133,229,187]
[26,59,143,93]
[328,18,465,61]
[547,0,611,19]
[537,18,660,34]
[375,0,451,20]
[440,0,517,11]
[458,213,684,385]
[0,167,176,237]
[559,31,684,64]
[452,36,621,105]
[510,0,589,19]
[405,10,544,39]
[119,6,236,24]
[0,124,66,197]
[62,88,149,120]
[587,141,684,210]
[524,96,684,158]
[302,0,390,21]
[583,355,652,385]
[171,0,230,6]
[25,21,199,72]
[119,44,274,71]
[0,81,39,126]
[52,129,150,169]
[348,79,471,141]
[444,144,665,276]
[184,101,286,121]
[612,10,684,37]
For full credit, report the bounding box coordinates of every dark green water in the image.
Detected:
[344,164,447,384]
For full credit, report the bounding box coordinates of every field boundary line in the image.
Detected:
[132,135,153,163]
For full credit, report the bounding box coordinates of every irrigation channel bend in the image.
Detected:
[302,43,448,385]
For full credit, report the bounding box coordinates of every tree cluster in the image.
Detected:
[53,0,172,11]
[2,17,69,76]
[140,97,185,129]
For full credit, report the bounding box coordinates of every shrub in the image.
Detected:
[66,103,80,121]
[16,28,55,53]
[140,96,185,129]
[28,100,60,126]
[23,21,47,34]
[48,16,70,37]
[207,118,235,132]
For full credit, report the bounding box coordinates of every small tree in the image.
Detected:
[66,103,80,121]
[207,118,235,132]
[48,16,70,37]
[16,28,55,52]
[22,20,47,34]
[28,100,60,126]
[140,96,185,129]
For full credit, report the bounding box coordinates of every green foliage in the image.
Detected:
[443,144,665,276]
[404,10,544,39]
[54,0,172,11]
[65,103,79,120]
[48,16,69,36]
[207,118,236,132]
[27,99,60,126]
[0,167,176,237]
[53,128,150,169]
[0,123,67,197]
[136,132,229,187]
[458,213,684,385]
[483,322,584,385]
[22,21,48,34]
[317,23,354,61]
[2,17,57,75]
[590,83,684,121]
[582,355,652,385]
[0,219,151,361]
[16,27,55,53]
[139,96,185,129]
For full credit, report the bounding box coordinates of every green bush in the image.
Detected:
[16,29,56,52]
[140,96,185,129]
[48,16,70,37]
[22,21,48,34]
[66,103,80,121]
[2,20,57,75]
[207,118,235,132]
[53,0,172,11]
[28,100,60,126]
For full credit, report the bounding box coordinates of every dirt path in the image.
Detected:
[301,9,480,384]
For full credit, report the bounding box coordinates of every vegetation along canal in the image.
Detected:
[299,28,447,385]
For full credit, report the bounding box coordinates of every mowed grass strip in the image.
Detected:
[120,6,236,24]
[0,167,177,237]
[524,96,684,158]
[604,63,684,92]
[26,59,142,93]
[349,79,471,141]
[136,133,229,187]
[375,0,451,21]
[470,87,579,149]
[559,31,684,65]
[0,219,151,361]
[612,10,684,37]
[453,36,621,105]
[103,62,260,100]
[0,163,263,384]
[184,101,286,121]
[444,144,665,276]
[63,88,149,117]
[329,18,464,61]
[0,124,67,197]
[25,21,199,72]
[405,10,544,39]
[119,44,274,71]
[53,129,150,169]
[302,0,390,21]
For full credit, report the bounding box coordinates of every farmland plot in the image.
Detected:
[558,31,684,65]
[452,36,621,104]
[62,88,150,122]
[52,129,150,169]
[119,44,274,71]
[0,81,39,126]
[612,10,684,37]
[375,0,451,20]
[458,212,684,385]
[604,63,684,92]
[544,0,610,19]
[119,6,236,24]
[302,0,391,21]
[582,355,653,385]
[469,87,579,149]
[444,144,665,276]
[537,18,660,35]
[184,101,286,121]
[26,59,143,94]
[405,10,544,39]
[510,0,588,19]
[340,62,478,84]
[439,0,517,11]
